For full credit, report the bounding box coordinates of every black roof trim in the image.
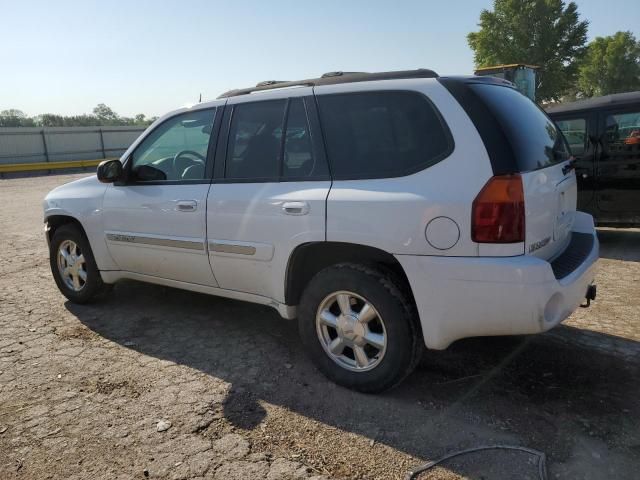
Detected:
[546,91,640,114]
[439,75,517,88]
[217,69,439,98]
[437,76,517,175]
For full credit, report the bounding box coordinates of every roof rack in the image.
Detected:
[218,69,439,98]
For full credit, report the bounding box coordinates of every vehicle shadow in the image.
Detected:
[66,281,640,475]
[597,228,640,262]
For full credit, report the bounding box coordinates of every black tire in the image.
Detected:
[49,224,109,304]
[298,263,422,393]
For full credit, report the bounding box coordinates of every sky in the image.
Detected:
[2,0,639,118]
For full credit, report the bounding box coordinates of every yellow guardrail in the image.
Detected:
[0,158,117,174]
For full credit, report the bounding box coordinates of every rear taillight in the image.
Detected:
[472,174,525,243]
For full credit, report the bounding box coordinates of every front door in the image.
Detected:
[554,114,596,214]
[206,90,331,302]
[597,106,640,217]
[102,106,221,286]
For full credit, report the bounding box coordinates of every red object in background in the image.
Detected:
[625,130,640,145]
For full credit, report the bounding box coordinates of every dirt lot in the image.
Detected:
[1,172,639,479]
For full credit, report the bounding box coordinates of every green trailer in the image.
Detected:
[474,64,539,101]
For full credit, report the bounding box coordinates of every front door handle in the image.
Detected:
[282,201,310,215]
[176,200,198,212]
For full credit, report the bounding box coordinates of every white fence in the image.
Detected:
[0,126,146,166]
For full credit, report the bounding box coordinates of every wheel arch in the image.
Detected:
[45,214,88,245]
[284,241,416,307]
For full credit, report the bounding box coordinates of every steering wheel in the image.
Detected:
[172,150,205,178]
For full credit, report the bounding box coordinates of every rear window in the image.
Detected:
[316,91,452,179]
[470,84,570,172]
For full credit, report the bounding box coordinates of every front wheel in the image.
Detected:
[49,224,109,304]
[298,263,422,393]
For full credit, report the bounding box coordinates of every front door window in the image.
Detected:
[130,109,216,181]
[599,109,640,213]
[556,117,587,157]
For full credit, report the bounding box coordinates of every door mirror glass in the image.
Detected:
[133,164,167,182]
[97,159,123,183]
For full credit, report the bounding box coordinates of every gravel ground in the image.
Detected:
[1,172,639,480]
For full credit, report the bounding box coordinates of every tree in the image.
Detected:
[0,106,155,128]
[577,31,640,97]
[0,109,35,127]
[63,115,100,127]
[468,0,588,101]
[92,103,118,124]
[38,114,65,127]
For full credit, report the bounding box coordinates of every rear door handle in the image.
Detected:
[176,200,198,212]
[282,201,309,215]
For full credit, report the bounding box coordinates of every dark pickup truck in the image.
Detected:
[547,91,640,227]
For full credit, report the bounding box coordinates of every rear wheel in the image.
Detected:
[298,263,422,393]
[49,224,108,303]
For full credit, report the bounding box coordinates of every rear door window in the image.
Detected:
[316,91,452,179]
[470,84,570,171]
[555,118,587,156]
[283,98,315,178]
[226,100,286,180]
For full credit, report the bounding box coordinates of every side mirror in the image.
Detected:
[97,159,123,183]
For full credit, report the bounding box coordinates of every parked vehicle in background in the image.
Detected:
[44,70,598,393]
[547,91,640,227]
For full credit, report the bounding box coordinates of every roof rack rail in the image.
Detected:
[320,71,367,78]
[217,69,439,98]
[255,80,289,87]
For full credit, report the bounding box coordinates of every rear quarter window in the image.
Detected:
[316,91,452,179]
[470,84,570,172]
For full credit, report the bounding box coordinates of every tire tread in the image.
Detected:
[298,262,423,392]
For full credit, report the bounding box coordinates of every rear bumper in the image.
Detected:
[396,212,599,350]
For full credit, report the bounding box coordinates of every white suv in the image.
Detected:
[44,70,598,392]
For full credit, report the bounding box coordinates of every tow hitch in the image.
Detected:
[581,284,597,308]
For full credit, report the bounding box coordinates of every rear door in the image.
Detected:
[206,88,331,302]
[597,105,640,218]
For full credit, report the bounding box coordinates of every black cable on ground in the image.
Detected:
[405,444,547,480]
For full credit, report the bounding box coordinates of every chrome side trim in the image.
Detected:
[106,233,204,251]
[207,239,274,260]
[209,242,256,256]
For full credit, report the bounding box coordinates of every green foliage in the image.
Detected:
[92,103,118,124]
[468,0,588,101]
[578,31,640,97]
[0,109,36,127]
[0,105,155,128]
